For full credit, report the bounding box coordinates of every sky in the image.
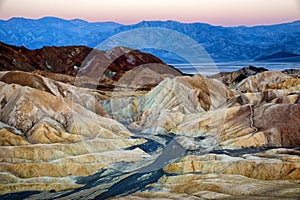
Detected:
[0,0,299,26]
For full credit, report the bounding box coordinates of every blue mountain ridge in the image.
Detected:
[0,16,299,62]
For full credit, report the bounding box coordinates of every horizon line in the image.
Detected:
[1,16,299,28]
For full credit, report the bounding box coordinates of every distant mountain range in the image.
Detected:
[0,17,299,62]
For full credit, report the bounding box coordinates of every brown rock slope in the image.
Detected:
[0,42,182,89]
[0,42,91,75]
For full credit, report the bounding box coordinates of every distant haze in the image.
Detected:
[0,0,299,26]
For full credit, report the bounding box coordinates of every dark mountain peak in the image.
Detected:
[236,66,268,75]
[39,16,64,21]
[210,65,268,85]
[7,16,30,21]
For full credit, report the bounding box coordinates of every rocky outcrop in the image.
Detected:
[121,172,300,200]
[0,42,91,75]
[210,66,268,86]
[237,71,293,92]
[163,148,300,180]
[282,68,300,76]
[0,71,109,116]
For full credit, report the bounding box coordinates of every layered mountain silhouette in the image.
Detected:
[0,17,299,62]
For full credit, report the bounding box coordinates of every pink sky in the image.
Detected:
[0,0,299,26]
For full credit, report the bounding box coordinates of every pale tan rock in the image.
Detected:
[0,75,150,194]
[134,174,300,199]
[238,71,293,92]
[26,119,82,144]
[114,63,182,89]
[174,74,234,110]
[0,162,108,178]
[0,71,109,116]
[261,77,300,91]
[0,173,82,193]
[113,74,233,135]
[0,149,148,179]
[0,183,81,194]
[0,128,29,146]
[0,139,145,162]
[0,81,131,140]
[163,150,300,180]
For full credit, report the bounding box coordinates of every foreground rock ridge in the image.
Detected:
[0,47,299,199]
